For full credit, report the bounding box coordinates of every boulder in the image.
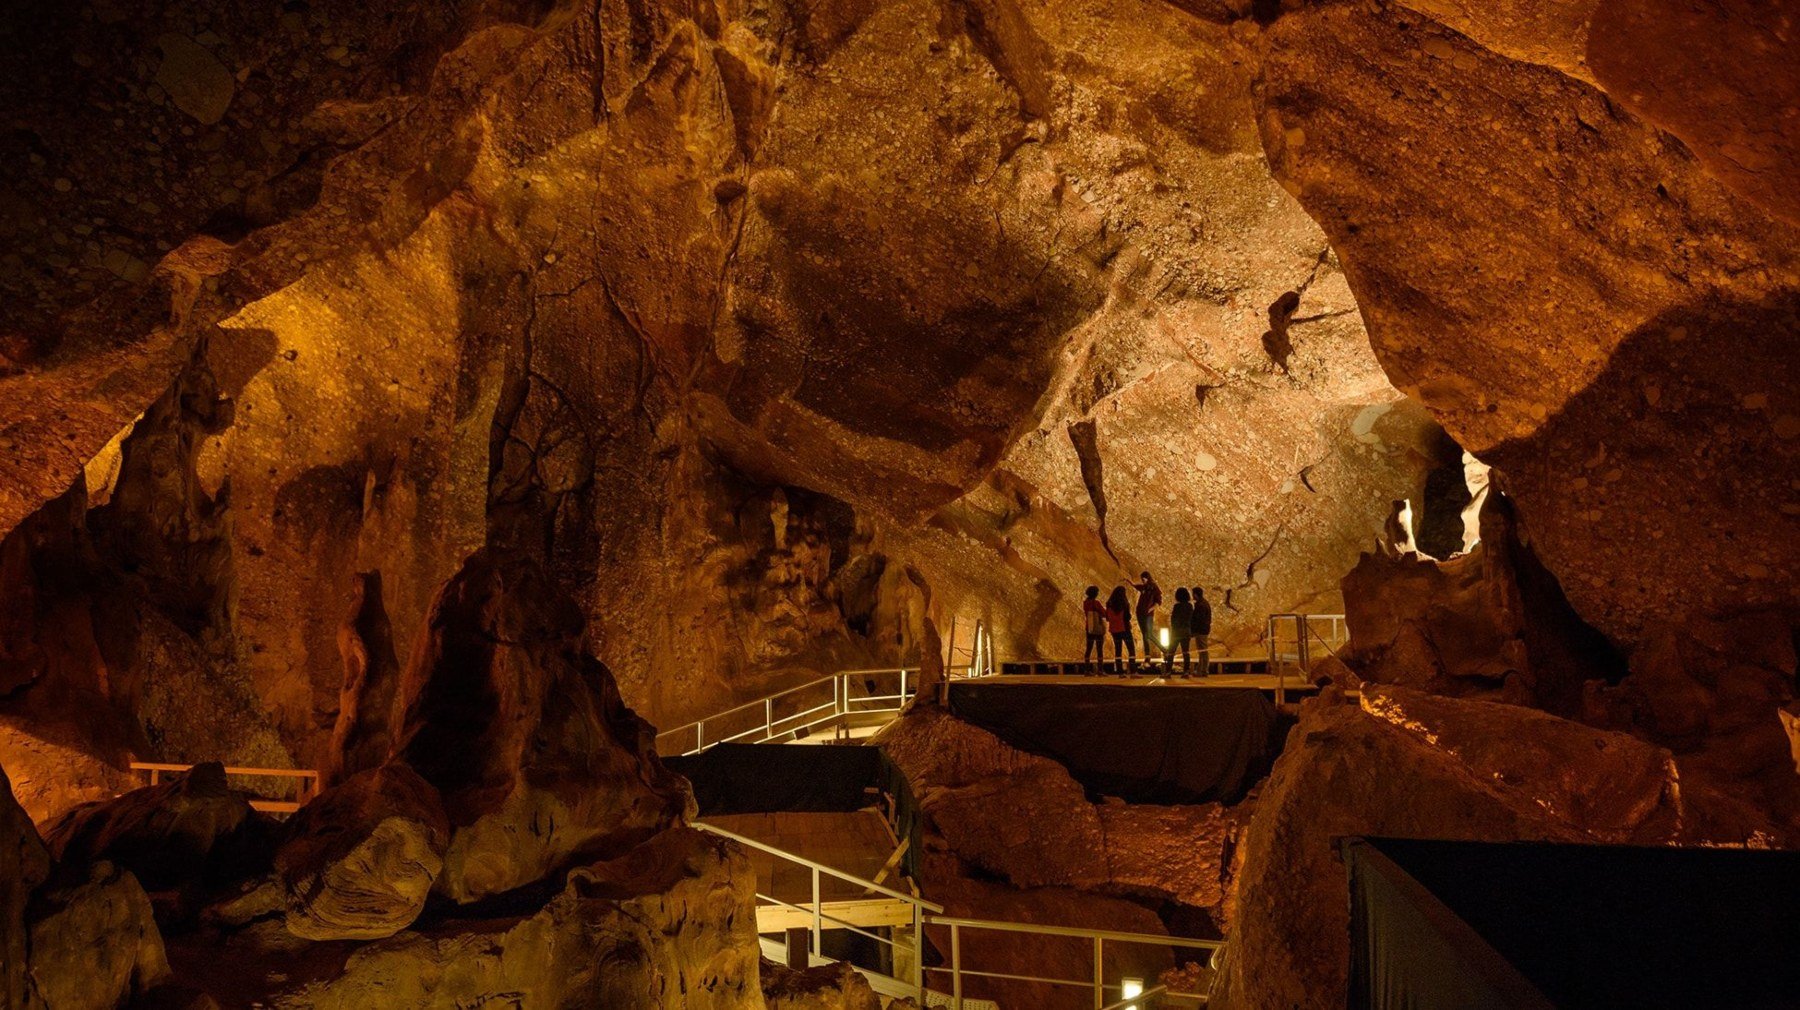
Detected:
[272,764,449,941]
[1359,684,1681,841]
[760,960,882,1010]
[2,763,50,1008]
[1341,490,1623,714]
[40,762,263,893]
[1209,697,1589,1010]
[269,826,761,1009]
[878,706,1238,912]
[24,860,170,1009]
[390,549,693,902]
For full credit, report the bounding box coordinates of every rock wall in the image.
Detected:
[0,0,1455,774]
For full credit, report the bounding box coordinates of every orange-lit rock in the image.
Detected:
[390,548,693,902]
[760,960,885,1010]
[265,827,762,1009]
[41,762,267,894]
[1,763,50,1007]
[879,706,1238,913]
[272,764,448,941]
[24,859,172,1009]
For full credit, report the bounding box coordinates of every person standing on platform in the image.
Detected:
[1191,587,1213,677]
[1081,585,1108,673]
[1169,587,1194,677]
[1129,571,1164,668]
[1104,585,1136,674]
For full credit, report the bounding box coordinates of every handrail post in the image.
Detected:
[764,697,773,743]
[951,921,962,1009]
[811,866,823,956]
[1093,935,1105,1010]
[913,902,925,1001]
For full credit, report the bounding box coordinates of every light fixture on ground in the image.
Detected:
[1122,976,1143,1010]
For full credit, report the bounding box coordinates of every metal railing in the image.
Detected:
[930,917,1214,1009]
[695,823,1217,1009]
[944,617,996,682]
[129,761,320,814]
[655,668,928,757]
[697,821,940,998]
[1265,613,1348,705]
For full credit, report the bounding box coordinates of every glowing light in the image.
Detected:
[1158,628,1170,649]
[1122,977,1144,1010]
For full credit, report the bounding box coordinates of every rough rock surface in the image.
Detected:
[878,706,1237,912]
[1211,696,1588,1010]
[760,960,883,1010]
[1342,490,1624,714]
[41,762,262,893]
[390,548,693,902]
[2,763,51,1008]
[272,764,448,941]
[268,826,761,1009]
[24,860,172,1010]
[1257,1,1800,647]
[1209,685,1795,1009]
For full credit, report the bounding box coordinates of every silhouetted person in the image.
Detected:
[1081,585,1107,672]
[1105,585,1136,674]
[1191,587,1213,677]
[1169,587,1194,677]
[1128,570,1163,667]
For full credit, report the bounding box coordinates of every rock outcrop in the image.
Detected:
[2,763,50,1008]
[1209,685,1783,1010]
[24,860,172,1010]
[878,706,1237,913]
[268,826,761,1009]
[41,762,263,894]
[390,548,693,902]
[271,764,448,941]
[1257,1,1800,648]
[1341,490,1624,714]
[759,960,884,1010]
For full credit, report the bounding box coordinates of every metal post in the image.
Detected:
[1093,935,1105,1010]
[765,697,773,742]
[900,667,909,706]
[950,922,962,1009]
[913,903,925,1001]
[811,867,823,955]
[696,720,704,753]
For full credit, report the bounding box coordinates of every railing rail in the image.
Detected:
[1265,613,1347,705]
[697,822,1216,1008]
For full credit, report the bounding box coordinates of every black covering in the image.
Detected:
[944,682,1279,804]
[1343,836,1800,1010]
[665,743,882,815]
[666,743,923,878]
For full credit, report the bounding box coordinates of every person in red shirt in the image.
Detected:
[1081,585,1108,673]
[1104,585,1136,674]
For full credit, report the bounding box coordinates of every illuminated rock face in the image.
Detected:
[1257,1,1800,647]
[0,0,1449,766]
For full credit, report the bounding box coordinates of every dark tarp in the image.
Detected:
[665,743,922,878]
[1343,836,1800,1010]
[944,683,1279,804]
[665,743,882,815]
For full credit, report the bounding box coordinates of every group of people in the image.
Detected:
[1080,570,1213,677]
